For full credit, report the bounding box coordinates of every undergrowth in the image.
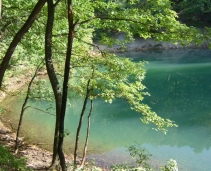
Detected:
[0,145,31,171]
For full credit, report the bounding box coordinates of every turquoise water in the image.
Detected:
[1,49,211,170]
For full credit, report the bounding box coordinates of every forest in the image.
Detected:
[0,0,211,170]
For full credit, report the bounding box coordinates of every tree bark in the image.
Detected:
[0,0,47,88]
[81,100,93,167]
[45,0,62,167]
[57,0,75,170]
[74,79,91,164]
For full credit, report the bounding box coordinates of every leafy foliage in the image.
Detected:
[0,0,211,170]
[70,52,177,132]
[0,145,31,171]
[0,0,45,66]
[111,144,178,171]
[29,79,54,102]
[161,159,178,171]
[127,144,152,169]
[171,0,211,25]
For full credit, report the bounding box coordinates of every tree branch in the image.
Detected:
[24,106,55,116]
[15,61,44,153]
[0,0,47,88]
[54,0,62,7]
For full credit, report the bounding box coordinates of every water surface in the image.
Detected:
[1,49,211,170]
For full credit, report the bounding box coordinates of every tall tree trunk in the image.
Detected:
[45,0,62,167]
[0,0,47,88]
[15,63,43,153]
[81,100,93,167]
[57,0,75,170]
[74,79,91,165]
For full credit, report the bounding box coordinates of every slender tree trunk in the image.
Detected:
[15,63,43,153]
[57,0,75,170]
[74,79,91,164]
[81,100,93,167]
[45,0,62,167]
[0,0,47,88]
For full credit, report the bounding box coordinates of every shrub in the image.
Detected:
[0,145,31,171]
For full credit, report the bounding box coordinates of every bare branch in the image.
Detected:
[74,35,100,50]
[54,0,62,7]
[24,106,55,116]
[15,61,44,153]
[77,16,96,25]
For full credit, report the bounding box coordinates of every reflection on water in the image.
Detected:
[1,49,211,170]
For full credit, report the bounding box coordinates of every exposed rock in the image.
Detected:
[97,34,209,53]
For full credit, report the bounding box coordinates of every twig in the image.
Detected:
[24,106,55,116]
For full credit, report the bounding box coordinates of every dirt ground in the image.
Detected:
[0,120,54,170]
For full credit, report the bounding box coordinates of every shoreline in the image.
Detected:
[0,118,110,170]
[0,75,56,170]
[1,40,210,170]
[0,119,53,170]
[96,36,209,53]
[0,72,106,170]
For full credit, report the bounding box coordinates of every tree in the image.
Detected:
[45,0,62,168]
[171,0,211,23]
[0,0,47,88]
[0,0,211,170]
[14,62,44,153]
[70,51,178,168]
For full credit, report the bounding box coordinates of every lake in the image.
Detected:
[1,49,211,170]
